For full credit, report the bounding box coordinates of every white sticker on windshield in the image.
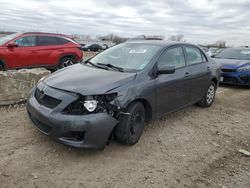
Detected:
[129,49,147,54]
[241,51,250,54]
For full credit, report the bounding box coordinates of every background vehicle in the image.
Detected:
[199,46,209,53]
[27,41,221,149]
[207,47,219,57]
[81,43,103,52]
[101,44,109,50]
[214,48,250,86]
[0,32,83,71]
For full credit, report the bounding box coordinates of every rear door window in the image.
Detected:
[185,46,204,65]
[37,36,58,46]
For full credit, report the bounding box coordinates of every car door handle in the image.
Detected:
[207,66,211,71]
[184,72,191,77]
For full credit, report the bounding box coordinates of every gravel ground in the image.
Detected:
[0,85,249,188]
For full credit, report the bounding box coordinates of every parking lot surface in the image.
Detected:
[0,86,249,188]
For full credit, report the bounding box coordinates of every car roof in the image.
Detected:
[125,40,195,47]
[22,32,69,38]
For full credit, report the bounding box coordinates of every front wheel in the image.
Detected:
[115,102,145,145]
[0,63,4,71]
[198,82,216,107]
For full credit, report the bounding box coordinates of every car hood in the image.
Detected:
[43,64,137,95]
[214,58,250,68]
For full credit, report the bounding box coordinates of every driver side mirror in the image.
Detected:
[157,66,176,74]
[7,42,18,48]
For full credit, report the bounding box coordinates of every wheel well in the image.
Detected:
[0,60,5,70]
[126,99,152,123]
[211,78,218,87]
[60,55,76,62]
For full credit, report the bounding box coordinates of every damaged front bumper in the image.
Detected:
[221,71,250,86]
[27,84,118,149]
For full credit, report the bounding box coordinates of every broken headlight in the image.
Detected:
[63,93,118,115]
[83,100,98,112]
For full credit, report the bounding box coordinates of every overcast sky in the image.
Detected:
[1,0,250,45]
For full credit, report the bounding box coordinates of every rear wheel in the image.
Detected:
[115,102,145,145]
[198,82,216,107]
[59,57,76,69]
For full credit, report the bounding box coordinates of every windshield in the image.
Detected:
[88,43,161,72]
[215,48,250,60]
[0,33,21,45]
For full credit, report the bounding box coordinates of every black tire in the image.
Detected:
[198,82,216,107]
[115,102,146,145]
[47,68,57,73]
[0,62,4,71]
[59,57,76,69]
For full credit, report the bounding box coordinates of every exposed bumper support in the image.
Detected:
[27,87,118,149]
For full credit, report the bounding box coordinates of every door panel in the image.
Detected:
[155,67,192,117]
[155,46,192,117]
[36,36,62,66]
[189,63,211,102]
[36,46,61,66]
[184,45,211,102]
[4,36,38,68]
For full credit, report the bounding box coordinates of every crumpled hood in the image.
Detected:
[214,58,250,68]
[43,64,136,95]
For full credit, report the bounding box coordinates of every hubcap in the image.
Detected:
[130,111,143,135]
[206,85,215,104]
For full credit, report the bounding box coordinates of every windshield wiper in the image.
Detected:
[83,60,108,70]
[97,63,124,72]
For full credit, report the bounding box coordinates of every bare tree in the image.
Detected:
[215,40,226,48]
[98,33,114,41]
[98,33,128,44]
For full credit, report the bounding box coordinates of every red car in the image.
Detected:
[0,32,83,71]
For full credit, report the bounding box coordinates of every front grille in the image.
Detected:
[35,88,61,109]
[223,77,238,84]
[221,68,236,73]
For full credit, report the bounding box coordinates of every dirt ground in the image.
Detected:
[0,85,249,188]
